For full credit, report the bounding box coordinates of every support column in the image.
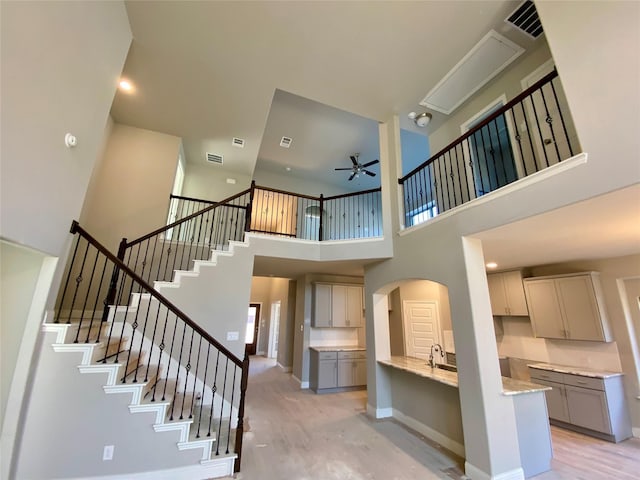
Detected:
[455,236,523,480]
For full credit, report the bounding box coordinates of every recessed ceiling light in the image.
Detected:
[486,262,498,269]
[119,80,133,91]
[285,167,292,172]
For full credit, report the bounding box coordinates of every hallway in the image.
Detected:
[237,357,640,480]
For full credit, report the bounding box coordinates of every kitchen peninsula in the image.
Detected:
[379,356,552,478]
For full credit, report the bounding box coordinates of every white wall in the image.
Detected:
[15,332,205,479]
[0,2,131,477]
[252,168,350,197]
[0,1,131,257]
[0,242,43,421]
[80,123,182,252]
[250,277,271,354]
[182,163,253,202]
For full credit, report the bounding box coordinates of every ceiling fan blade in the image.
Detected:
[348,172,356,181]
[363,170,376,177]
[362,159,379,168]
[350,155,358,166]
[335,167,354,171]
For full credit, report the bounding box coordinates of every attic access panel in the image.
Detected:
[420,30,524,115]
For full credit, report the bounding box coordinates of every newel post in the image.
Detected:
[318,193,324,241]
[233,352,250,472]
[102,238,127,324]
[244,180,256,233]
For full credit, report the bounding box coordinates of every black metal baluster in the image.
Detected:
[208,351,221,438]
[196,344,211,438]
[550,79,574,158]
[162,311,181,402]
[529,92,550,168]
[509,107,527,175]
[179,327,195,420]
[76,246,100,339]
[151,307,172,402]
[189,336,203,420]
[226,366,237,454]
[143,293,164,383]
[216,358,230,455]
[85,253,109,343]
[519,101,538,172]
[539,84,561,163]
[170,322,189,420]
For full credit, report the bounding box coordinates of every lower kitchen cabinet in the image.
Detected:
[529,366,631,442]
[310,348,366,392]
[337,351,367,387]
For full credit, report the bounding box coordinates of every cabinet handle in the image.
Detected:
[576,380,588,385]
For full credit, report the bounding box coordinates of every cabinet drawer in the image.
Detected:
[528,368,564,384]
[317,351,337,361]
[338,351,366,360]
[563,374,605,391]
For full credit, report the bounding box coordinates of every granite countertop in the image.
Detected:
[379,356,550,396]
[309,346,366,352]
[528,363,624,379]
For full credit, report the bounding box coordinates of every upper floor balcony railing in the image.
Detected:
[399,69,580,228]
[122,182,382,285]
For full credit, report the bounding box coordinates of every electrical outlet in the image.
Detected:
[103,445,114,461]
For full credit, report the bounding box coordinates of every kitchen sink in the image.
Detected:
[435,363,458,372]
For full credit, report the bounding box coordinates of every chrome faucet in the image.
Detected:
[429,343,444,368]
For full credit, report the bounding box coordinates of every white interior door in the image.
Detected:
[402,300,441,361]
[268,301,281,359]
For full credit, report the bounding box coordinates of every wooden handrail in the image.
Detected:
[169,194,217,205]
[126,188,251,248]
[70,220,244,368]
[324,187,381,201]
[399,68,559,184]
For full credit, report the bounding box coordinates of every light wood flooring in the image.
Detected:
[236,357,640,480]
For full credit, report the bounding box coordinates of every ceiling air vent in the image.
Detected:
[232,137,245,148]
[280,136,292,148]
[206,152,223,165]
[506,0,544,39]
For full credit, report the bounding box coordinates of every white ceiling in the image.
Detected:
[476,183,640,271]
[108,1,639,279]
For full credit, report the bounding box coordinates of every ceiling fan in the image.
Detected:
[335,154,380,181]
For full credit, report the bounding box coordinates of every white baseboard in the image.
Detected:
[291,375,309,389]
[465,462,524,480]
[366,403,393,419]
[633,427,640,438]
[277,362,292,373]
[393,408,465,458]
[63,455,235,480]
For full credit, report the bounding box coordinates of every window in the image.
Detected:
[410,202,438,226]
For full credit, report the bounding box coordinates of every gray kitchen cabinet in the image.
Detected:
[529,366,631,442]
[524,272,611,342]
[312,283,363,328]
[310,350,337,391]
[487,270,529,316]
[318,359,338,389]
[310,349,366,392]
[337,351,367,387]
[564,384,611,433]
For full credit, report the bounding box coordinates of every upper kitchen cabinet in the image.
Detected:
[524,272,612,342]
[312,283,364,328]
[487,270,529,316]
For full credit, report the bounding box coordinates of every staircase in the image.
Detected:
[19,221,249,480]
